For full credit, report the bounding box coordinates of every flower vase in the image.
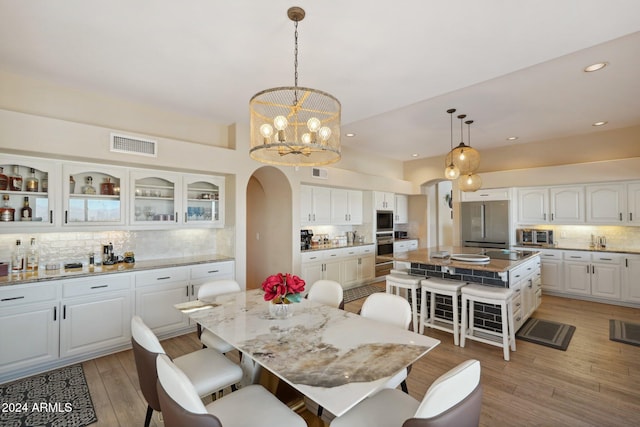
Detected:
[269,302,291,319]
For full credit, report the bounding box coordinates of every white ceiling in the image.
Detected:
[1,0,640,161]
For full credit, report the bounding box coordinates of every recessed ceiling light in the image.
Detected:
[411,153,419,157]
[592,121,608,127]
[345,133,356,137]
[584,62,608,72]
[506,136,519,141]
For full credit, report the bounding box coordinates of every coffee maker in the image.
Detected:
[300,230,313,250]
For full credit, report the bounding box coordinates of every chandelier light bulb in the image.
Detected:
[260,123,274,139]
[307,117,321,132]
[273,115,288,131]
[301,133,312,144]
[445,164,460,180]
[318,126,332,141]
[459,150,466,161]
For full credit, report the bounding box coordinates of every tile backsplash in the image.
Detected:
[524,225,640,251]
[0,228,234,268]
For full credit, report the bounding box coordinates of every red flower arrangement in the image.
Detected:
[262,273,306,304]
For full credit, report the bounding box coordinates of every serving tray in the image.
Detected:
[450,254,490,263]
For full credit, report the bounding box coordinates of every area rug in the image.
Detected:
[609,319,640,347]
[0,364,97,427]
[516,318,576,351]
[343,283,385,303]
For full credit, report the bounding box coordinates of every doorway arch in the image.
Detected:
[246,166,293,289]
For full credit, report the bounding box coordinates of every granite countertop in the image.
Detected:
[513,244,640,255]
[0,254,234,287]
[302,242,374,253]
[379,246,540,273]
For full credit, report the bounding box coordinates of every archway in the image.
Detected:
[246,166,293,289]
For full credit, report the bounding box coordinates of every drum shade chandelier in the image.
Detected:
[249,7,341,166]
[444,109,482,192]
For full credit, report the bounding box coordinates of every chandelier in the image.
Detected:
[249,7,341,166]
[444,109,482,192]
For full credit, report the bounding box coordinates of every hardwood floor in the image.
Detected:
[84,292,640,426]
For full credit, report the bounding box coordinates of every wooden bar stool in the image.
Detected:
[385,273,421,331]
[460,284,516,361]
[419,278,467,345]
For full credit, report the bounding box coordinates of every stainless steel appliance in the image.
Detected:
[394,231,408,239]
[300,229,313,250]
[461,201,511,249]
[375,232,394,277]
[516,228,554,246]
[376,210,394,232]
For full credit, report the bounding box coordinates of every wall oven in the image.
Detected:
[375,232,394,277]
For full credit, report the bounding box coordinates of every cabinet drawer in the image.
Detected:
[63,274,132,298]
[564,251,590,262]
[0,283,59,307]
[591,253,623,265]
[301,251,325,263]
[539,250,562,260]
[357,245,375,256]
[135,267,188,287]
[190,262,234,280]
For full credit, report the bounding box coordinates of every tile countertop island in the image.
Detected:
[0,254,234,287]
[379,246,541,287]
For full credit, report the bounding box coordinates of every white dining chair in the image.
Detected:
[307,279,345,309]
[197,279,242,353]
[360,292,413,393]
[131,316,243,427]
[156,354,307,427]
[330,359,482,427]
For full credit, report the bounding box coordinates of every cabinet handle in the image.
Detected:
[551,213,554,221]
[49,210,53,224]
[570,256,581,259]
[207,270,219,273]
[620,212,623,221]
[586,265,590,273]
[599,258,612,261]
[156,276,171,280]
[63,305,66,320]
[65,210,68,224]
[53,306,57,321]
[186,286,189,297]
[175,212,178,223]
[592,265,595,274]
[191,285,194,295]
[1,296,25,302]
[90,285,108,289]
[185,212,188,223]
[630,212,633,221]
[308,214,311,221]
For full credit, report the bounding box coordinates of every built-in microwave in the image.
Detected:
[376,210,394,232]
[517,228,554,246]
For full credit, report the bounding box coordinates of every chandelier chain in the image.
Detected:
[293,20,299,105]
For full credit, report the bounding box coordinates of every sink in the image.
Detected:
[450,254,490,263]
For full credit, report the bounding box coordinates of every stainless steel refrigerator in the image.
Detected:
[461,201,511,248]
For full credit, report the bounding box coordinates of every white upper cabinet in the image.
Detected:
[130,170,181,227]
[517,188,549,223]
[460,188,511,202]
[182,174,225,227]
[331,189,363,225]
[0,155,58,230]
[586,183,626,224]
[63,163,128,226]
[549,186,584,223]
[628,182,640,224]
[374,191,394,210]
[301,185,331,225]
[394,194,408,224]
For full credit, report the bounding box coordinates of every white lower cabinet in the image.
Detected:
[135,267,191,336]
[60,274,132,358]
[539,250,564,293]
[623,255,640,303]
[563,251,622,300]
[301,245,375,289]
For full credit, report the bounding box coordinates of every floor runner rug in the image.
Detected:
[516,318,575,351]
[609,319,640,347]
[343,283,385,303]
[0,364,97,427]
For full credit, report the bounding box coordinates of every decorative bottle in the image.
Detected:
[0,194,14,221]
[12,239,25,273]
[9,166,22,191]
[20,196,32,221]
[82,176,96,195]
[0,167,7,190]
[26,237,39,272]
[25,168,39,192]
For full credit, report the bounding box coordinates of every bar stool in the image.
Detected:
[460,284,516,361]
[419,278,467,345]
[385,273,421,331]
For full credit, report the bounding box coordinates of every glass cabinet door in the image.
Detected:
[182,174,225,227]
[130,171,180,226]
[0,155,57,230]
[63,164,127,226]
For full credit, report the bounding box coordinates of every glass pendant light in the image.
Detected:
[449,114,480,175]
[443,108,460,180]
[459,119,482,192]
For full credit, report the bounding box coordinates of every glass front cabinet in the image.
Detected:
[63,164,128,226]
[0,155,57,229]
[183,174,225,227]
[130,170,181,226]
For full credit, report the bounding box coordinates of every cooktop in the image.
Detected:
[483,250,536,261]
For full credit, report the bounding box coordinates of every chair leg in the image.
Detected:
[144,405,153,427]
[419,287,427,334]
[452,292,460,346]
[460,295,467,347]
[410,286,418,332]
[401,380,409,394]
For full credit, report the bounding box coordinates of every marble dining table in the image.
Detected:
[176,288,440,417]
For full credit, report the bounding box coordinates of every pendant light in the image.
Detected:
[459,119,482,192]
[249,7,341,166]
[443,108,460,180]
[448,114,480,175]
